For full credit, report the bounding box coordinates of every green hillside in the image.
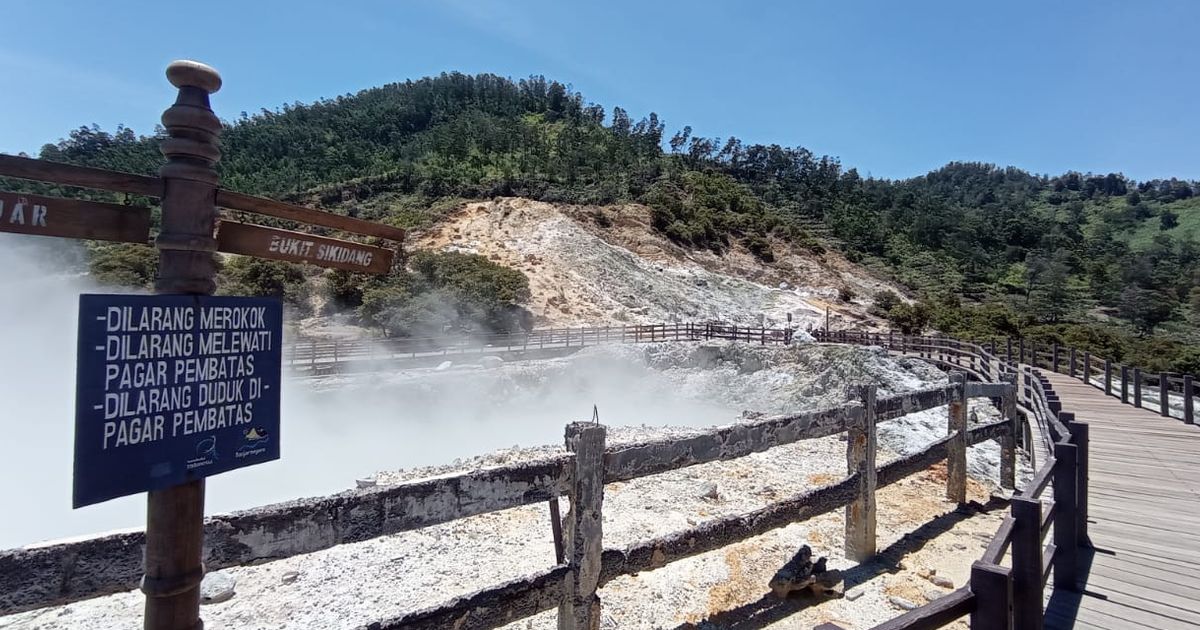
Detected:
[4,72,1198,372]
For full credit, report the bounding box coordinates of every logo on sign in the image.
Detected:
[187,435,218,470]
[237,427,270,459]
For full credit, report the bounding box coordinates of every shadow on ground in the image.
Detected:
[1043,546,1098,630]
[673,496,1007,630]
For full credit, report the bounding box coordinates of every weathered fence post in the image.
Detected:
[559,422,606,630]
[1185,375,1195,425]
[1082,352,1090,386]
[142,60,223,630]
[1121,366,1129,404]
[1160,372,1171,418]
[1052,344,1060,373]
[1000,372,1018,491]
[1069,348,1076,378]
[1104,359,1112,396]
[1018,337,1025,365]
[947,372,968,504]
[1011,497,1044,630]
[1065,414,1089,545]
[845,384,877,562]
[1007,337,1014,364]
[971,561,1014,630]
[1133,368,1142,409]
[1053,437,1080,591]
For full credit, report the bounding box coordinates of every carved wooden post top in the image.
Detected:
[159,60,222,186]
[166,60,222,94]
[155,59,223,294]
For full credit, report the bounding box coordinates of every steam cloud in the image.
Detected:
[0,236,745,548]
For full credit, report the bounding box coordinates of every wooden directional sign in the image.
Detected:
[216,221,394,274]
[0,190,151,243]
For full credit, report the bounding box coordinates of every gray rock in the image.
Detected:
[435,360,453,371]
[478,356,504,368]
[281,571,300,584]
[930,575,955,589]
[845,585,866,601]
[200,571,235,604]
[698,482,720,500]
[355,478,376,489]
[889,595,918,610]
[923,586,945,602]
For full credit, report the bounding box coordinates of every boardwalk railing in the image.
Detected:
[285,322,793,371]
[0,332,1027,630]
[1010,338,1196,425]
[815,330,1089,630]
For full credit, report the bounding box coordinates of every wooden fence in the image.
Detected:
[0,327,1093,630]
[816,330,1088,630]
[0,335,1029,630]
[284,322,793,371]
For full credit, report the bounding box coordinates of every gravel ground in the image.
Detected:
[1,343,1024,630]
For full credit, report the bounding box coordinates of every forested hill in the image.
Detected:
[10,71,1200,372]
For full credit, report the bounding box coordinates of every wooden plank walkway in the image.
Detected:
[1041,370,1200,630]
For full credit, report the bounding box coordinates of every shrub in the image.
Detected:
[360,250,531,337]
[870,290,901,317]
[88,243,158,288]
[743,234,775,262]
[218,256,311,313]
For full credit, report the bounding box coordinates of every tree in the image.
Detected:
[669,126,691,154]
[1119,285,1175,335]
[886,301,931,335]
[1026,250,1076,323]
[1161,209,1180,230]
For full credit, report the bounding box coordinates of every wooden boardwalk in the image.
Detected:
[1042,371,1200,630]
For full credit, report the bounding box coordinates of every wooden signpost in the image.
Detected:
[0,60,408,630]
[0,191,151,242]
[216,221,393,274]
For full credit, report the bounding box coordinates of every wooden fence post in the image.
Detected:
[141,60,225,630]
[1133,368,1142,409]
[970,561,1014,630]
[1104,360,1112,396]
[1053,438,1080,591]
[1007,337,1013,364]
[1030,340,1037,368]
[1018,337,1025,365]
[845,384,877,562]
[1185,375,1195,425]
[1065,414,1089,545]
[1000,372,1018,491]
[559,422,606,630]
[1011,497,1044,630]
[1160,372,1171,418]
[1052,344,1060,373]
[1121,366,1129,404]
[1069,348,1077,378]
[947,372,968,504]
[1082,352,1090,386]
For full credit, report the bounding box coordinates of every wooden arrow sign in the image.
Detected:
[0,190,151,243]
[216,221,394,274]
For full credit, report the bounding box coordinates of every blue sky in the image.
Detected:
[1,0,1197,181]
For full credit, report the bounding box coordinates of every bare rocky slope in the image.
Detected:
[417,198,900,329]
[300,198,902,339]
